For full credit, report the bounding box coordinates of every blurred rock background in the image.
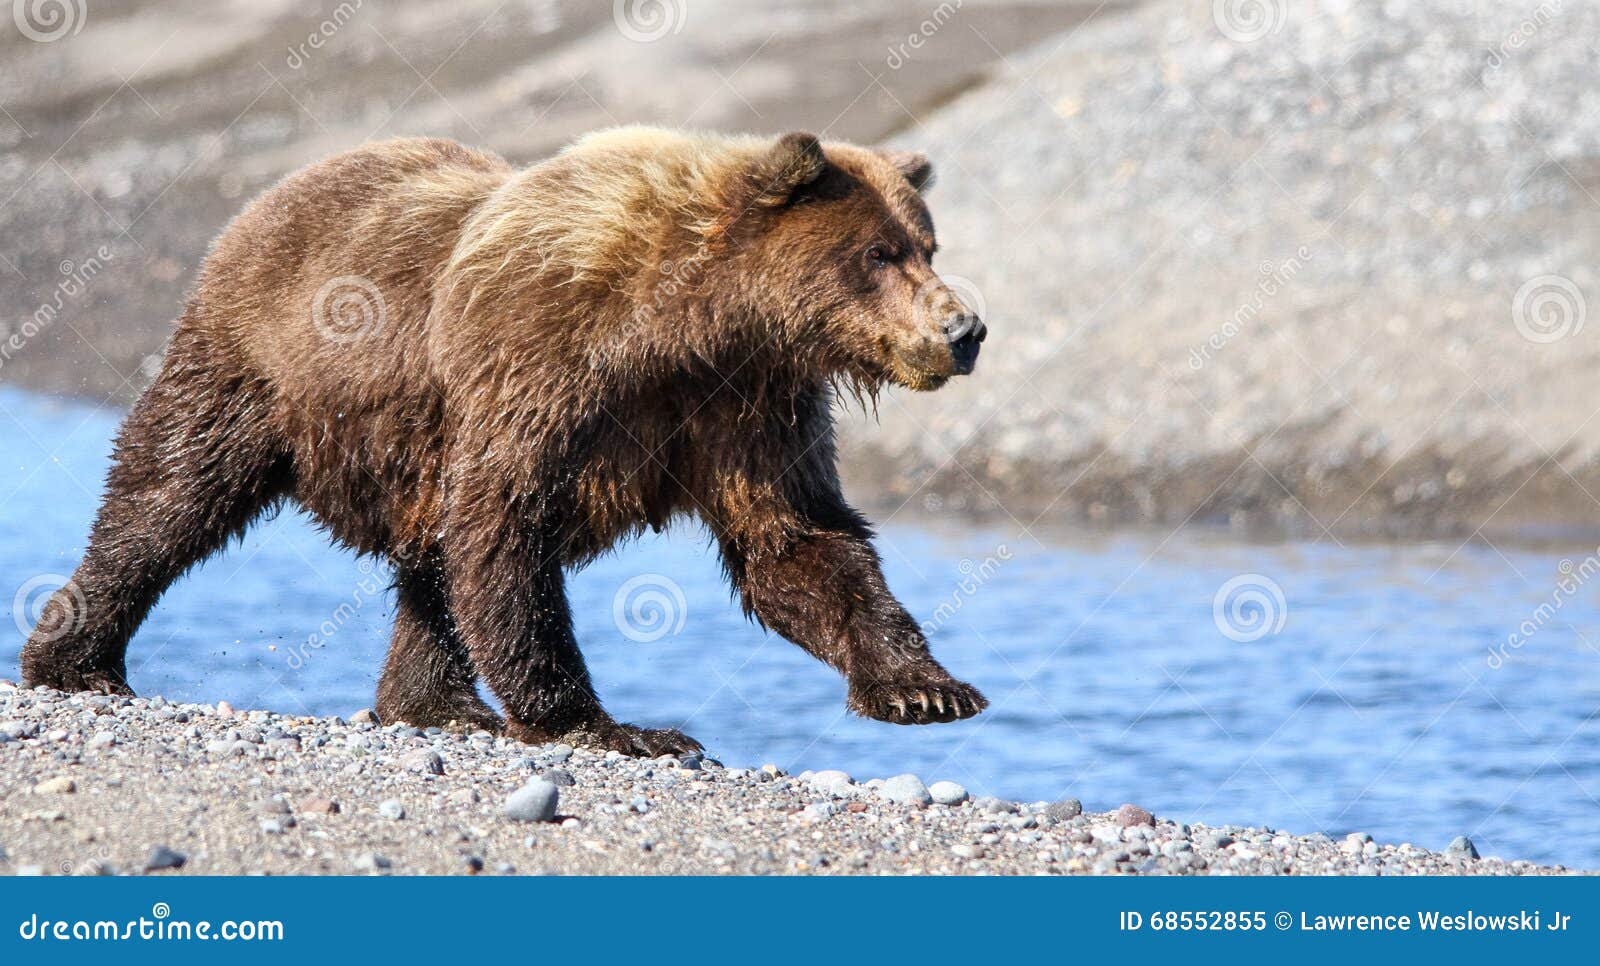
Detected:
[3,0,1597,539]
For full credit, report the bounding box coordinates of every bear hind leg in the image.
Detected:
[21,356,293,694]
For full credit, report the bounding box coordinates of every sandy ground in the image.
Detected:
[0,682,1576,876]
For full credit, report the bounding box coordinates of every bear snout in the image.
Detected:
[946,314,985,375]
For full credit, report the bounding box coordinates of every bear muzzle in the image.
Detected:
[945,312,986,376]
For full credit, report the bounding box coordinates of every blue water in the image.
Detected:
[3,387,1598,868]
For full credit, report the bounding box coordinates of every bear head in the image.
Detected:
[720,132,986,392]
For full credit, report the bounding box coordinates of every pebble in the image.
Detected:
[540,768,576,787]
[144,845,186,871]
[32,776,76,795]
[1447,836,1480,859]
[403,750,444,775]
[0,720,39,740]
[349,708,379,725]
[1114,804,1155,827]
[1045,798,1083,821]
[504,778,560,822]
[299,796,340,815]
[808,770,855,797]
[353,851,391,873]
[928,781,969,806]
[378,798,406,821]
[973,796,1018,814]
[879,774,932,806]
[87,731,116,749]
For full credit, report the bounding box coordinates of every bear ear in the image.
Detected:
[750,132,828,206]
[882,150,936,193]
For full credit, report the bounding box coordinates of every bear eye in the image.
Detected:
[865,244,891,267]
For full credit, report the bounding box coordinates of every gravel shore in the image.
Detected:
[0,681,1575,876]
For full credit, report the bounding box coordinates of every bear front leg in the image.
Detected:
[441,488,701,757]
[721,527,988,725]
[375,557,503,734]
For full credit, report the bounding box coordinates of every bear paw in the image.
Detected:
[564,721,704,758]
[375,693,503,735]
[849,677,987,725]
[21,660,133,697]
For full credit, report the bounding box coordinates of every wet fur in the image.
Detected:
[20,128,987,754]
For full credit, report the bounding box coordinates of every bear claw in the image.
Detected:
[850,677,987,725]
[549,721,704,758]
[20,663,133,697]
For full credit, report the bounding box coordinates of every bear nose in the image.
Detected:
[945,314,985,375]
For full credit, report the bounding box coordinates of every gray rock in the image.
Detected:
[540,768,576,787]
[349,708,379,725]
[1045,798,1083,822]
[144,845,186,871]
[403,750,444,775]
[504,778,560,822]
[0,720,39,740]
[927,780,968,805]
[973,796,1018,814]
[377,798,405,820]
[1447,836,1480,859]
[808,770,855,797]
[353,851,391,873]
[879,774,932,806]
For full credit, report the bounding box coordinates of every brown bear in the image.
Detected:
[20,127,989,755]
